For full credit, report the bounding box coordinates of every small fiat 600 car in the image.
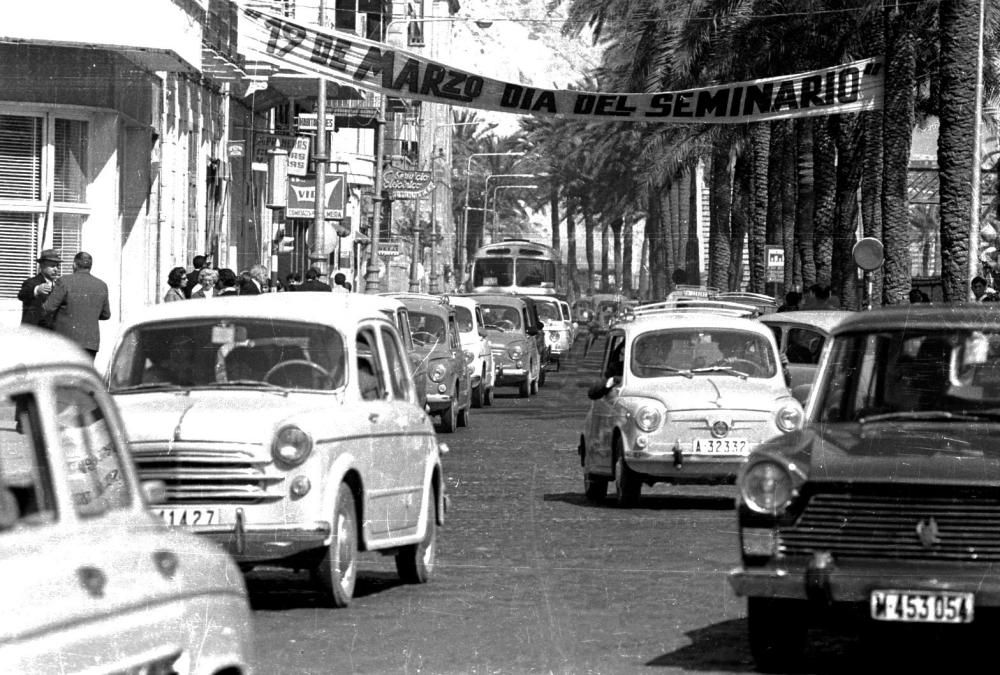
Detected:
[107,293,446,607]
[0,327,252,673]
[472,293,542,398]
[729,305,1000,670]
[579,302,803,506]
[392,293,473,432]
[449,295,496,408]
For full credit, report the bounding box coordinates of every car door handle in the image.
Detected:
[369,413,379,424]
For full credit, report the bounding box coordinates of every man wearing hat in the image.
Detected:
[17,248,62,328]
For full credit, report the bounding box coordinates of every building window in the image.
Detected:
[0,112,91,299]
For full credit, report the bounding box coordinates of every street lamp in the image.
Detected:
[460,151,526,287]
[491,184,539,241]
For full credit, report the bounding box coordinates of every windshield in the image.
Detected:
[630,329,777,378]
[515,259,556,287]
[816,328,1000,423]
[109,319,346,392]
[472,258,513,287]
[454,306,474,333]
[481,304,522,331]
[534,300,561,323]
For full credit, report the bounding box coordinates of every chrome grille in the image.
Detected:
[779,491,1000,562]
[132,444,282,505]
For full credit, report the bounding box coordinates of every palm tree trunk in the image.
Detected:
[832,113,865,310]
[686,164,701,284]
[749,122,770,293]
[729,152,751,291]
[813,118,837,288]
[565,197,579,298]
[623,215,634,293]
[709,142,733,289]
[796,117,816,288]
[600,220,610,292]
[881,4,916,304]
[938,0,979,301]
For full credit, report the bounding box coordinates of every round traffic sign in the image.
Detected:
[853,237,885,271]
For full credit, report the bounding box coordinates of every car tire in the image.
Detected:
[584,473,608,503]
[747,597,807,672]
[471,376,484,408]
[395,493,437,584]
[518,377,530,398]
[614,452,641,507]
[314,487,358,608]
[457,402,470,427]
[439,401,458,433]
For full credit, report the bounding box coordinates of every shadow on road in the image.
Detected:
[246,569,406,610]
[544,491,734,511]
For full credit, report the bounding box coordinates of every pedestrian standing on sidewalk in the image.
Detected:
[18,248,62,328]
[41,251,111,360]
[164,267,187,302]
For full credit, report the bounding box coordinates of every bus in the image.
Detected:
[468,239,561,296]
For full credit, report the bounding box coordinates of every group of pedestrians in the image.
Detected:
[164,257,352,303]
[18,248,111,360]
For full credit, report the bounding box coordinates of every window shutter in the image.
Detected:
[0,212,38,299]
[0,115,42,200]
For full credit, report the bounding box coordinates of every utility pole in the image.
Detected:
[310,0,328,279]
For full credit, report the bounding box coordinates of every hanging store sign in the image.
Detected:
[384,169,432,198]
[286,173,347,219]
[240,7,884,124]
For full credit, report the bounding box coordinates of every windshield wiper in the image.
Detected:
[691,366,749,379]
[639,365,693,379]
[113,382,188,393]
[857,410,996,424]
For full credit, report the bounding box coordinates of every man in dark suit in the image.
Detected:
[42,251,111,359]
[18,248,62,327]
[298,267,332,292]
[184,255,207,298]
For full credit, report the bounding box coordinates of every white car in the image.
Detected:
[0,327,252,673]
[106,293,447,607]
[579,302,803,506]
[449,295,496,407]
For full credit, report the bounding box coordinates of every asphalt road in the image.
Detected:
[245,336,927,674]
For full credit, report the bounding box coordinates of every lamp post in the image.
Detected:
[460,151,525,288]
[491,184,539,240]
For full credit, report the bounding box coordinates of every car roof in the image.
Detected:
[618,311,776,338]
[760,310,853,333]
[831,304,1000,335]
[0,326,96,371]
[118,293,391,331]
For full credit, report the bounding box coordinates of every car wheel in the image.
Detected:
[518,377,530,398]
[439,401,458,433]
[747,597,807,672]
[395,493,437,584]
[471,376,484,408]
[614,452,641,507]
[584,473,608,503]
[457,401,470,427]
[314,487,358,608]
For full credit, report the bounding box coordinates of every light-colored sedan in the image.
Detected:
[0,327,252,673]
[579,304,804,506]
[106,293,447,607]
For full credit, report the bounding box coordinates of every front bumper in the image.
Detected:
[192,509,331,562]
[730,557,1000,608]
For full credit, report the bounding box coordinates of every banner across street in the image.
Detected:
[239,7,884,124]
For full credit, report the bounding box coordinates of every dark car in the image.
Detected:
[392,293,472,433]
[467,293,542,398]
[730,305,1000,670]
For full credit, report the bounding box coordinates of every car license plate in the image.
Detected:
[692,438,750,455]
[870,590,974,624]
[157,508,221,528]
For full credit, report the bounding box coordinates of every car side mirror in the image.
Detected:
[142,480,167,506]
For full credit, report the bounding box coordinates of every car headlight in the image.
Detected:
[634,405,663,432]
[272,426,313,467]
[464,350,476,364]
[429,362,448,382]
[741,461,794,515]
[508,344,523,359]
[775,403,803,432]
